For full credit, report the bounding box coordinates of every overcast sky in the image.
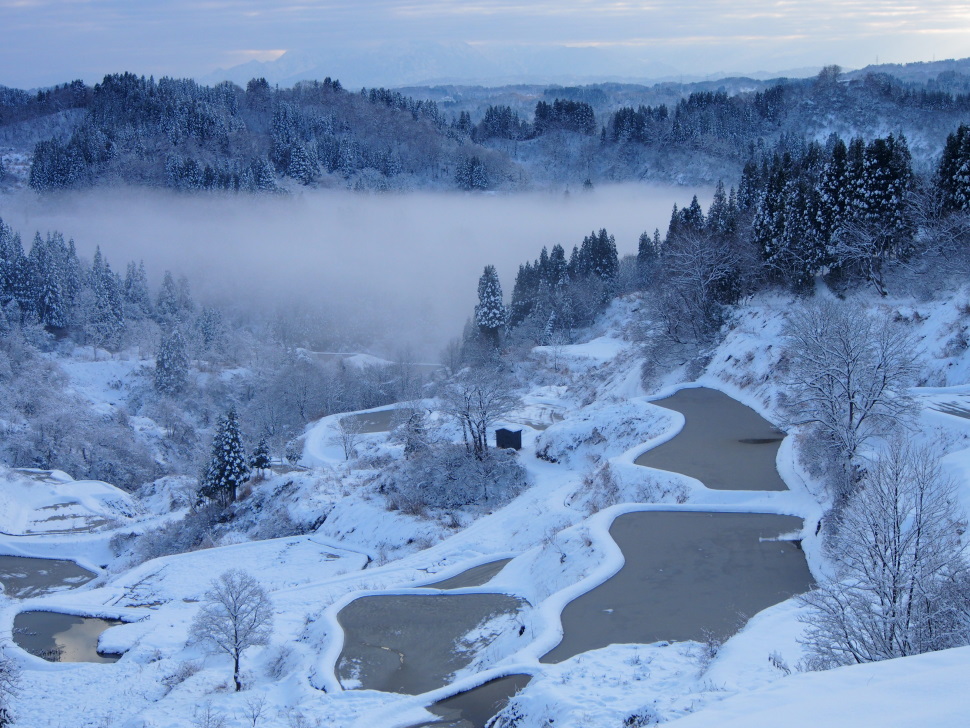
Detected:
[3,0,970,89]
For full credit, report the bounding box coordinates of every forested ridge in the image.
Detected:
[4,63,970,191]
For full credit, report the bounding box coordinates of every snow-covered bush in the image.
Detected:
[161,660,201,691]
[535,400,666,466]
[0,642,20,728]
[571,462,621,515]
[381,444,528,513]
[264,644,297,680]
[130,506,224,565]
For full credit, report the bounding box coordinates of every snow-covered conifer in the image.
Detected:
[155,270,180,322]
[475,264,506,347]
[123,261,153,318]
[249,436,271,470]
[154,328,189,394]
[198,407,249,508]
[87,247,125,350]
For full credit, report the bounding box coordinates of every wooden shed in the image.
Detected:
[495,427,522,450]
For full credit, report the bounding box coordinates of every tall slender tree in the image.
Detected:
[475,264,506,348]
[155,328,189,394]
[198,407,249,508]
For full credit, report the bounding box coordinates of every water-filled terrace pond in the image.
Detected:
[635,387,787,491]
[13,611,123,663]
[337,592,528,695]
[542,511,811,663]
[0,555,97,598]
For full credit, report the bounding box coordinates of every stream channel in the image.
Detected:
[343,387,812,728]
[0,555,124,663]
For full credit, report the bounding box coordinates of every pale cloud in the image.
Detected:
[1,0,968,88]
[222,49,288,64]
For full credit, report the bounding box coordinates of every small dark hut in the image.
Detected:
[495,427,522,450]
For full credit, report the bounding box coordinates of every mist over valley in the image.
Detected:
[0,184,698,357]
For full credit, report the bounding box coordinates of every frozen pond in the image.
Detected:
[337,593,528,695]
[635,388,787,491]
[542,511,811,663]
[0,555,97,598]
[13,611,123,663]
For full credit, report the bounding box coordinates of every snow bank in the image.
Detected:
[0,467,137,536]
[668,645,970,728]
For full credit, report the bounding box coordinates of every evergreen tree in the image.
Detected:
[154,328,189,394]
[196,307,225,357]
[198,407,249,508]
[817,137,850,243]
[87,247,124,349]
[249,436,271,470]
[12,253,37,322]
[509,262,538,327]
[455,156,489,190]
[574,229,618,294]
[547,244,569,291]
[62,239,82,312]
[637,229,660,286]
[38,261,65,329]
[155,270,180,322]
[123,261,153,318]
[706,181,731,235]
[937,125,970,213]
[474,264,506,347]
[681,196,706,231]
[288,144,317,185]
[0,219,22,305]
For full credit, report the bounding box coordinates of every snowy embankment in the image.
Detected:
[0,467,138,537]
[5,291,970,727]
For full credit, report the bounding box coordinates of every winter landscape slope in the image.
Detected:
[2,287,970,727]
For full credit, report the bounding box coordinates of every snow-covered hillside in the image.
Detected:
[2,289,970,727]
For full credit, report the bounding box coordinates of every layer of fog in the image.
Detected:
[2,184,710,358]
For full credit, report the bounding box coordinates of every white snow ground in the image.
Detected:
[2,290,970,727]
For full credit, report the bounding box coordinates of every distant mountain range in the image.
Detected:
[198,40,824,90]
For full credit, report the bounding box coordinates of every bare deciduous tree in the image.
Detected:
[800,441,970,668]
[442,367,517,460]
[190,569,273,691]
[783,299,919,500]
[651,228,749,347]
[333,416,363,461]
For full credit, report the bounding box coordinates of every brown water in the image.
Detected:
[0,555,97,598]
[13,611,123,663]
[360,387,812,727]
[336,593,528,695]
[410,675,532,728]
[421,560,512,590]
[541,511,811,663]
[634,388,787,491]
